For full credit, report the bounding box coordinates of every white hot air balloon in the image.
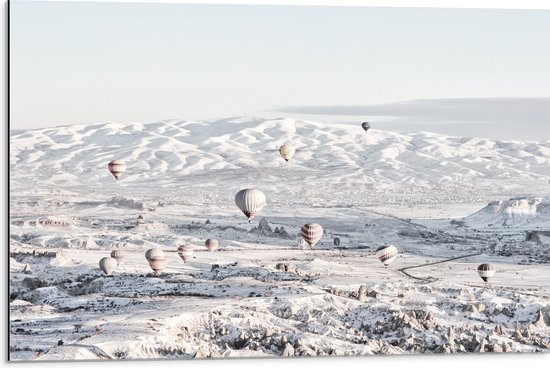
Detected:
[108,160,127,181]
[235,188,266,222]
[376,244,398,267]
[279,144,295,162]
[145,248,165,261]
[300,223,324,249]
[99,257,118,276]
[205,239,219,252]
[177,244,194,262]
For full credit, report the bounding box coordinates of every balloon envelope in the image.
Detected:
[361,122,370,132]
[145,248,165,261]
[99,257,118,276]
[205,239,218,252]
[110,250,123,265]
[300,223,324,248]
[376,244,398,266]
[279,144,295,162]
[108,160,126,180]
[177,244,194,262]
[235,188,266,222]
[477,263,495,283]
[149,258,167,274]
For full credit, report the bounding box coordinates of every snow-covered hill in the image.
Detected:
[465,197,550,227]
[10,117,550,207]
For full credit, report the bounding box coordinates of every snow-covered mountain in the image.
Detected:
[10,117,550,206]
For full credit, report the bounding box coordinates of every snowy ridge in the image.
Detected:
[10,117,550,206]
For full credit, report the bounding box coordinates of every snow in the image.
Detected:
[9,117,550,361]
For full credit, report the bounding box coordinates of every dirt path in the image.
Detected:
[397,252,482,281]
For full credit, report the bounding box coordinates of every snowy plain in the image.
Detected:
[8,117,550,361]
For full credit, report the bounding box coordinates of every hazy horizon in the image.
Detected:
[9,1,550,140]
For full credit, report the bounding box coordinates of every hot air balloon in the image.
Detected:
[300,223,324,249]
[235,188,266,222]
[205,239,218,252]
[145,248,165,261]
[110,250,124,265]
[99,257,118,276]
[376,244,398,267]
[108,160,126,181]
[477,263,495,283]
[279,144,295,162]
[148,258,167,275]
[361,122,370,132]
[177,244,194,262]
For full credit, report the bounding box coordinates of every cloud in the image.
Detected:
[275,97,550,123]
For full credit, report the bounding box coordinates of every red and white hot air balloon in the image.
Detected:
[148,258,167,274]
[108,160,126,181]
[177,244,194,262]
[145,248,167,274]
[300,223,324,249]
[375,244,398,267]
[205,239,218,252]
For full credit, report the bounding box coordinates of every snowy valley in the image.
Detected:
[9,117,550,360]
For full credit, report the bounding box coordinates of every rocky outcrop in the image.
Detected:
[249,218,292,239]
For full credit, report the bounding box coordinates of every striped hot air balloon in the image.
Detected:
[110,250,124,265]
[205,239,218,252]
[300,223,324,249]
[108,160,127,180]
[177,244,194,262]
[99,257,117,276]
[148,258,167,274]
[376,244,398,267]
[477,263,496,283]
[235,188,266,222]
[279,144,295,162]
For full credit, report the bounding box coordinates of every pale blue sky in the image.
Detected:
[9,1,550,139]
